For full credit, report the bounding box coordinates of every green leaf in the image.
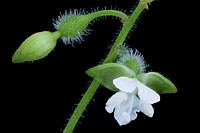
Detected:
[137,72,178,94]
[86,63,136,92]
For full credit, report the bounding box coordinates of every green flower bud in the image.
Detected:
[140,0,154,10]
[53,9,128,45]
[117,47,148,75]
[54,13,93,44]
[12,31,61,63]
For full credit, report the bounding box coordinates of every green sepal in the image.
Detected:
[137,72,178,94]
[86,63,136,92]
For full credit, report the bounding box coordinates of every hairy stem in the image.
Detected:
[104,2,146,63]
[89,9,129,22]
[63,79,100,133]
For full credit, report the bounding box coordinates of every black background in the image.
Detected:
[1,0,198,133]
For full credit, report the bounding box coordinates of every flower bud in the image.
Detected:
[117,48,148,75]
[53,9,128,45]
[12,31,61,63]
[140,0,154,10]
[53,10,93,44]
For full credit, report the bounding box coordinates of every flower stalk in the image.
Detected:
[104,0,147,63]
[63,1,149,133]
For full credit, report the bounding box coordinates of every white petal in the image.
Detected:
[122,112,131,122]
[105,105,114,113]
[139,100,154,117]
[137,80,160,104]
[105,92,128,113]
[113,94,132,126]
[114,109,131,126]
[130,95,140,120]
[113,77,137,93]
[130,110,139,121]
[113,94,139,125]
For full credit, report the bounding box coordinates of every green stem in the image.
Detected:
[89,9,129,22]
[63,79,100,133]
[63,2,147,133]
[104,2,146,63]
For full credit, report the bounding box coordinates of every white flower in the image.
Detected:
[105,76,160,126]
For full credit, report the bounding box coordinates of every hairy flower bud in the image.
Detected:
[53,9,128,45]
